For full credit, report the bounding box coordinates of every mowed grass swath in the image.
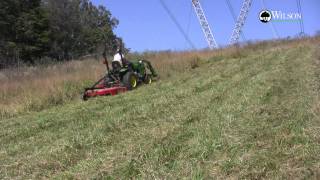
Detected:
[1,37,320,178]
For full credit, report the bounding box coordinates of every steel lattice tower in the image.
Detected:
[229,0,252,45]
[192,0,218,49]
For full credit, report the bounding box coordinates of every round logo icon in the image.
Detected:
[259,10,272,23]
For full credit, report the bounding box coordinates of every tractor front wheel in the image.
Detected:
[123,72,138,90]
[144,74,152,84]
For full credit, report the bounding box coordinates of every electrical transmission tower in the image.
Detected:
[225,0,246,41]
[229,0,252,45]
[192,0,218,49]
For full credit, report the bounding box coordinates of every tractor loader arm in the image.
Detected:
[142,60,158,77]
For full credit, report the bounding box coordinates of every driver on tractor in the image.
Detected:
[112,47,131,71]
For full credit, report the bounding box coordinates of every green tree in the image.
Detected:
[45,0,119,60]
[0,0,50,65]
[0,0,120,67]
[16,1,50,63]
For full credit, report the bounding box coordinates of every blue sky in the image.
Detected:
[91,0,320,52]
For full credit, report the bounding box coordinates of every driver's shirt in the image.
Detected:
[113,53,124,63]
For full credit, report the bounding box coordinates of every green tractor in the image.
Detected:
[82,51,158,100]
[110,58,158,90]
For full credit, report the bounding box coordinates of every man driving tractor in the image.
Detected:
[82,39,158,100]
[112,47,129,67]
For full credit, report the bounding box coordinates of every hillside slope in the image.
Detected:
[1,39,320,179]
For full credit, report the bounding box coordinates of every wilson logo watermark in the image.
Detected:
[259,10,303,23]
[259,10,272,23]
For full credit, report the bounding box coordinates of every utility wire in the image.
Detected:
[299,1,305,34]
[226,0,237,20]
[186,2,193,36]
[296,0,305,35]
[260,0,279,39]
[225,0,246,41]
[159,0,196,49]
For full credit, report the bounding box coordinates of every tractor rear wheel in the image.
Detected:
[123,72,137,90]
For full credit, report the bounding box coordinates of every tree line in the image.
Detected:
[0,0,120,68]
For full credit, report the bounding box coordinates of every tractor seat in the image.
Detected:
[112,61,122,71]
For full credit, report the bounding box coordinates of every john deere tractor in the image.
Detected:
[110,57,158,90]
[82,50,158,100]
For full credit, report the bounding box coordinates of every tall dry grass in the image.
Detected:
[1,37,318,118]
[0,51,221,118]
[0,60,105,118]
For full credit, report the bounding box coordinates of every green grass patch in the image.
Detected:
[0,41,320,179]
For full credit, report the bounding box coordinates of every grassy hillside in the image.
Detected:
[0,48,220,118]
[1,38,320,179]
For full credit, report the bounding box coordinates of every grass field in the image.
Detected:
[1,38,320,179]
[0,48,218,118]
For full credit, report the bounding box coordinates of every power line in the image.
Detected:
[225,0,246,41]
[225,0,237,21]
[296,0,305,35]
[159,0,196,49]
[186,2,193,36]
[260,0,279,39]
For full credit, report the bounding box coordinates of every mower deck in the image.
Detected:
[83,86,127,101]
